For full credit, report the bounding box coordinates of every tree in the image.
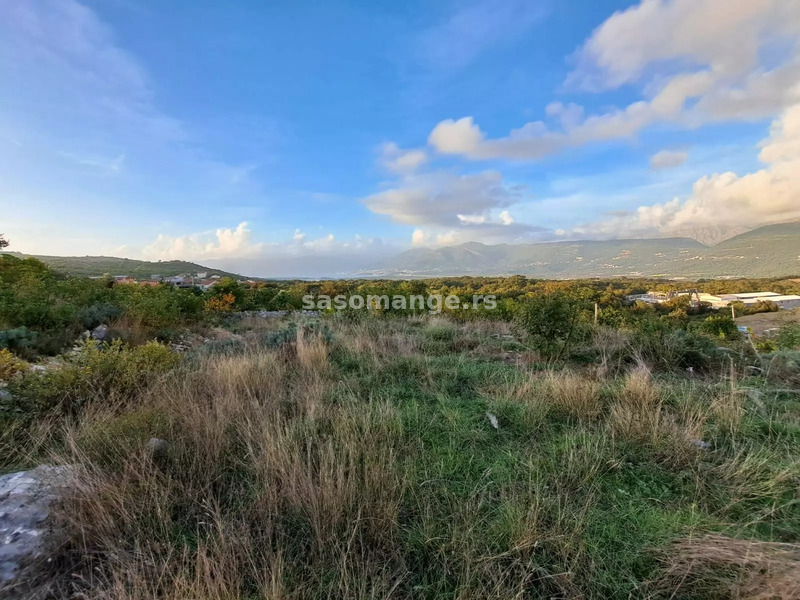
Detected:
[517,291,584,359]
[700,315,740,340]
[0,234,8,250]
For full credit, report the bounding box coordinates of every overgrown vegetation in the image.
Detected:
[1,258,800,598]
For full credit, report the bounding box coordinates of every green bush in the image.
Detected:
[4,340,180,418]
[630,317,721,371]
[517,292,584,358]
[0,327,37,351]
[777,324,800,350]
[77,303,123,330]
[0,348,28,380]
[700,314,740,340]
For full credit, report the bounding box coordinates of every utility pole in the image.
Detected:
[594,302,599,326]
[731,304,736,320]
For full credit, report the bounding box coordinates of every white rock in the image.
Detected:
[0,465,74,584]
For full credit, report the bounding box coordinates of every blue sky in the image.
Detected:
[1,0,799,276]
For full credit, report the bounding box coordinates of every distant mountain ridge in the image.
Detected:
[1,253,248,280]
[365,222,800,279]
[3,222,798,280]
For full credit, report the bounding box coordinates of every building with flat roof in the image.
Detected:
[699,292,800,310]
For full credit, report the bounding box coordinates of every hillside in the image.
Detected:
[0,252,245,280]
[366,222,800,278]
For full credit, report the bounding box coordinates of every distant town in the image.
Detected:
[91,272,261,291]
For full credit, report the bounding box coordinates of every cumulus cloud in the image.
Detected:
[408,221,549,247]
[566,0,798,90]
[379,142,427,173]
[363,170,523,227]
[427,118,486,155]
[142,222,264,261]
[141,222,388,267]
[364,168,547,246]
[427,0,800,161]
[574,102,800,243]
[650,150,688,170]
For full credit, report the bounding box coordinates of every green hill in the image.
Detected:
[0,253,246,280]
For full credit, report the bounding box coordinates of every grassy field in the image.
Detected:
[2,315,800,599]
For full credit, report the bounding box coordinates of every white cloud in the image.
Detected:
[140,222,390,270]
[574,102,800,243]
[427,118,485,155]
[566,0,800,90]
[363,170,522,227]
[427,0,800,162]
[142,222,264,261]
[379,142,427,173]
[365,168,546,247]
[408,221,547,247]
[650,150,688,170]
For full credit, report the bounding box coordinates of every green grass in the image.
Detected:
[2,315,799,598]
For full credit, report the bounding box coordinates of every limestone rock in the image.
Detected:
[0,465,73,585]
[144,438,169,455]
[90,324,109,342]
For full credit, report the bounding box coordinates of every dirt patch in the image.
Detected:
[736,308,800,336]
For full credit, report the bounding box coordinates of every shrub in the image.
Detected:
[77,303,123,330]
[630,319,721,372]
[517,292,582,358]
[700,315,740,340]
[0,327,37,351]
[6,340,180,418]
[777,324,800,350]
[0,348,28,381]
[204,292,236,313]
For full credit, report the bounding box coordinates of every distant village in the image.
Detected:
[90,272,261,290]
[627,290,800,311]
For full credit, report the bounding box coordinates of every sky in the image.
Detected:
[1,0,800,277]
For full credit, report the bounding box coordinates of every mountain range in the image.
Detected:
[362,222,800,279]
[3,222,798,280]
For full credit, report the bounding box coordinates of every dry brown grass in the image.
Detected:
[339,320,421,363]
[652,534,800,599]
[608,366,704,466]
[592,327,632,378]
[35,327,408,600]
[540,370,603,420]
[458,319,514,338]
[709,361,747,434]
[7,315,798,599]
